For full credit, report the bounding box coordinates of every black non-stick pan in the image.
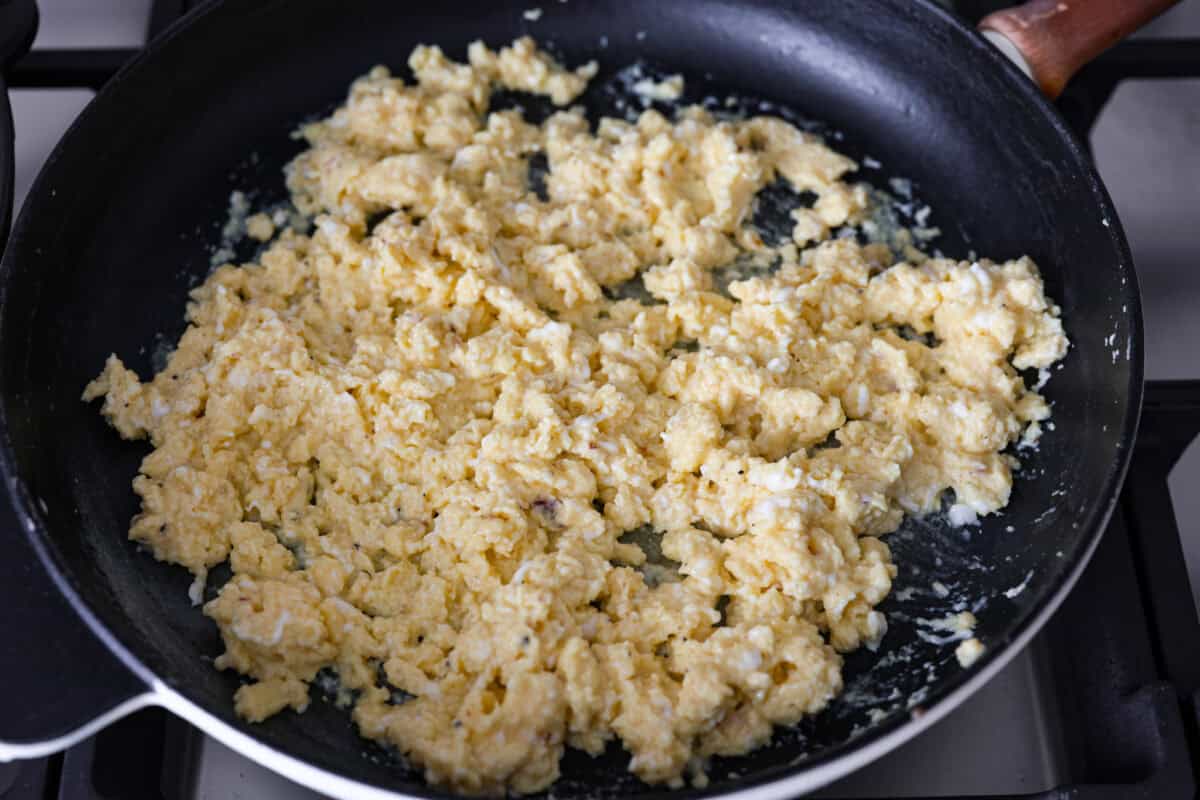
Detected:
[0,0,1165,797]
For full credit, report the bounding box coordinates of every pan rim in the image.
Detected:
[0,0,1145,797]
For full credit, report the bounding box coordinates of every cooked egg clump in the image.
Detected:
[85,38,1067,794]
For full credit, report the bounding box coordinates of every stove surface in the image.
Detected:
[3,2,1199,799]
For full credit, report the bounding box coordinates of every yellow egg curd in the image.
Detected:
[85,37,1068,795]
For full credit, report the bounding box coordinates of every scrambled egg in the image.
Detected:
[84,38,1068,794]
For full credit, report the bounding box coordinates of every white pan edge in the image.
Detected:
[0,694,158,762]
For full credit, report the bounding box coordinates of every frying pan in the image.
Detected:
[0,0,1167,797]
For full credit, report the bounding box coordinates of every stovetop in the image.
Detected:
[2,2,1200,798]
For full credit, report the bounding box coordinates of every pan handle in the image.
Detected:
[979,0,1182,98]
[0,532,157,760]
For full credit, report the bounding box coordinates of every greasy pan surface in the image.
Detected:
[0,0,1141,796]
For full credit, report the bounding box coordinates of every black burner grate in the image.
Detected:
[2,2,1199,799]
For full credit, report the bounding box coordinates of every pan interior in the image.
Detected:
[0,0,1137,797]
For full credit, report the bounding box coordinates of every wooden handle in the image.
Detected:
[980,0,1181,98]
